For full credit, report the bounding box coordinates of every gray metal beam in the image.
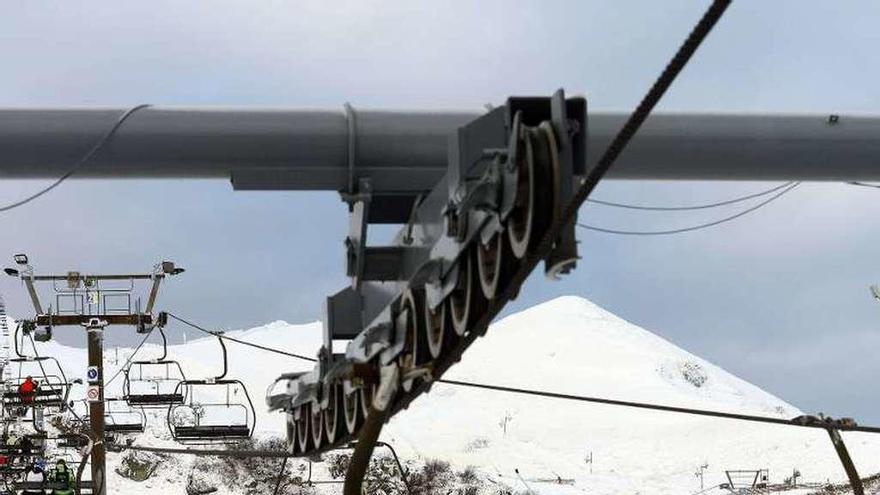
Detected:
[590,112,880,181]
[0,108,877,184]
[0,108,474,193]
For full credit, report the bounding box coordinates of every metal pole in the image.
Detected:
[87,325,107,495]
[343,407,387,495]
[826,428,864,495]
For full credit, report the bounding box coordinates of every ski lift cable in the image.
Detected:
[165,312,318,362]
[104,325,156,387]
[848,181,880,189]
[578,182,799,236]
[0,104,151,213]
[586,181,797,211]
[437,378,880,434]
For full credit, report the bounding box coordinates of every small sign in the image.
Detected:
[86,366,100,383]
[86,385,101,402]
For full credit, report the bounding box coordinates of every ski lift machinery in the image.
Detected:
[167,331,255,444]
[122,327,188,408]
[1,88,880,460]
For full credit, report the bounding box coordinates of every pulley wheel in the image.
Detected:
[423,296,451,359]
[507,131,536,259]
[399,289,429,392]
[449,248,487,336]
[324,384,346,445]
[285,413,297,454]
[295,403,312,454]
[343,388,363,436]
[360,384,375,420]
[310,401,325,449]
[476,232,511,300]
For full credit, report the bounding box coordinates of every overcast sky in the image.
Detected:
[1,1,880,423]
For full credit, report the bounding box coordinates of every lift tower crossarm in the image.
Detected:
[7,261,181,325]
[0,109,878,185]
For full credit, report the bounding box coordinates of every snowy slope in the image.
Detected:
[6,296,878,494]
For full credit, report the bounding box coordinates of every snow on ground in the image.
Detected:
[6,296,879,494]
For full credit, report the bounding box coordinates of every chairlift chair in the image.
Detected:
[1,323,70,410]
[103,398,146,434]
[122,328,187,407]
[167,333,256,444]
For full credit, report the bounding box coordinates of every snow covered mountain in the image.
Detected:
[6,296,878,494]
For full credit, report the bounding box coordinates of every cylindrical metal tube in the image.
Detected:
[590,112,880,181]
[0,107,475,192]
[0,107,877,186]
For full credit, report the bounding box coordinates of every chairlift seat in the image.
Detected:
[2,388,65,406]
[105,423,144,433]
[174,425,251,439]
[0,446,26,454]
[14,480,93,493]
[3,389,63,399]
[58,437,89,449]
[166,338,255,444]
[126,393,184,406]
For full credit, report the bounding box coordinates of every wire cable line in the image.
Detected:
[0,104,150,213]
[848,181,880,189]
[586,181,796,211]
[578,182,799,236]
[437,378,880,434]
[104,326,156,387]
[165,312,318,362]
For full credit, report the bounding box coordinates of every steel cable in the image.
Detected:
[579,182,799,235]
[104,326,155,387]
[586,181,796,211]
[165,312,317,362]
[438,378,880,434]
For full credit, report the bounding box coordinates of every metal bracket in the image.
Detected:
[546,90,580,278]
[373,363,400,412]
[33,325,52,342]
[326,287,364,345]
[344,179,373,288]
[344,102,358,194]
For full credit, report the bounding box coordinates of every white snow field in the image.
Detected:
[6,295,879,494]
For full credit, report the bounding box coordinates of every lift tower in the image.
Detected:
[3,255,182,495]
